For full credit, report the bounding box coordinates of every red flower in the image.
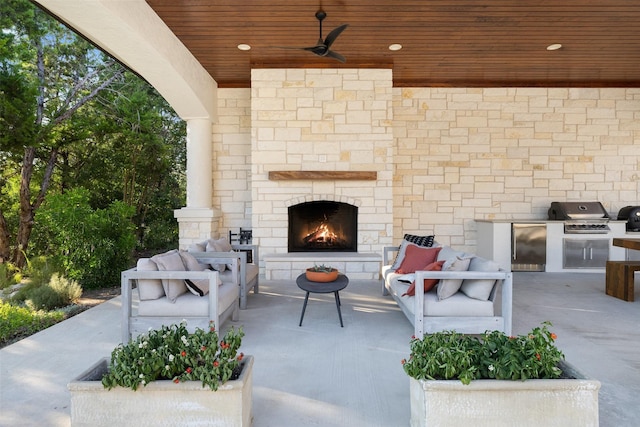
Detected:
[550,333,558,341]
[173,378,180,384]
[210,326,215,332]
[213,361,219,367]
[237,352,244,361]
[186,367,192,374]
[201,346,206,351]
[535,353,541,361]
[401,359,406,365]
[181,351,186,357]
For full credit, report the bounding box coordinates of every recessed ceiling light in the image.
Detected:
[546,43,562,51]
[237,44,251,51]
[388,43,403,51]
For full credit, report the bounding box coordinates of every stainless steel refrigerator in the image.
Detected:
[511,223,547,271]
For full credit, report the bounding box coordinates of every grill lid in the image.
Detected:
[548,202,610,220]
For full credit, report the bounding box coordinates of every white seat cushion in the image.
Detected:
[137,282,238,317]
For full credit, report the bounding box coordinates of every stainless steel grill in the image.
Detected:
[548,202,611,234]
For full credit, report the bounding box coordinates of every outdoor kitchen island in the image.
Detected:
[476,219,629,273]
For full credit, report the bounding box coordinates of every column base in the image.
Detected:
[174,207,222,249]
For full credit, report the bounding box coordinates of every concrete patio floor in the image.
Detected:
[1,272,639,426]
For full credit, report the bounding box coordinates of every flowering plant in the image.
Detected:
[102,321,244,391]
[402,322,564,385]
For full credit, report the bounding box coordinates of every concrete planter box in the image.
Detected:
[409,361,600,427]
[68,356,253,427]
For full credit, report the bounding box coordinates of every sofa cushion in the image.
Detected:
[460,257,501,301]
[136,258,165,301]
[396,245,442,274]
[437,256,473,300]
[403,260,445,296]
[150,250,188,303]
[137,281,239,317]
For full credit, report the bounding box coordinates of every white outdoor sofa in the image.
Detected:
[121,248,256,343]
[382,244,513,338]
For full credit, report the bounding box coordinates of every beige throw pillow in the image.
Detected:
[136,258,165,300]
[151,250,187,303]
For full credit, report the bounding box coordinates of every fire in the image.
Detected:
[303,221,344,245]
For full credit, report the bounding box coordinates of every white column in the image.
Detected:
[186,118,212,208]
[174,118,219,249]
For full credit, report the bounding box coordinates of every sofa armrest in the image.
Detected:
[383,246,400,265]
[413,269,513,336]
[231,244,258,266]
[121,267,222,343]
[188,251,242,285]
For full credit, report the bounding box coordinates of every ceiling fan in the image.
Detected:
[280,10,349,63]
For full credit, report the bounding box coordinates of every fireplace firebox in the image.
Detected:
[288,201,357,252]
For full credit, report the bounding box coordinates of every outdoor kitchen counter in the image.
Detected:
[475,220,629,273]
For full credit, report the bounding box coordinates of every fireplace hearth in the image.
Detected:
[288,201,357,252]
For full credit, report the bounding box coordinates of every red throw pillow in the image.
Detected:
[396,245,442,274]
[402,260,445,297]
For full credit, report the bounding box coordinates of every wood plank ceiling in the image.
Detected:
[145,0,640,88]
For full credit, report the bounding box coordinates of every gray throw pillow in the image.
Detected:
[460,257,500,301]
[437,256,472,300]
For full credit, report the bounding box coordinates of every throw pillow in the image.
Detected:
[135,258,165,300]
[211,238,235,270]
[151,250,188,303]
[179,251,209,272]
[185,278,210,296]
[437,256,473,300]
[391,234,436,269]
[460,257,501,300]
[396,245,442,274]
[403,233,435,247]
[402,260,445,297]
[188,241,206,252]
[205,240,227,272]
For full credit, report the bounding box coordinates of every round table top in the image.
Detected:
[296,273,349,293]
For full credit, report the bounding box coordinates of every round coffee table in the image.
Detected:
[296,273,349,327]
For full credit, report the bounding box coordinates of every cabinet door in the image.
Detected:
[563,239,609,269]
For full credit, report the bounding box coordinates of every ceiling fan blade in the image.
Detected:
[325,50,346,63]
[324,24,348,48]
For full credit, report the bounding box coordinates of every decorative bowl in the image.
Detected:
[305,268,339,282]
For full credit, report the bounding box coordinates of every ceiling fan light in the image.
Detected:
[237,44,251,51]
[546,43,562,51]
[389,43,403,51]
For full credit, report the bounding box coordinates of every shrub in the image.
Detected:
[0,262,21,290]
[33,188,136,289]
[25,273,82,310]
[402,322,565,385]
[0,301,65,346]
[102,322,245,391]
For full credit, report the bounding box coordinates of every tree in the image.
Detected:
[0,0,126,267]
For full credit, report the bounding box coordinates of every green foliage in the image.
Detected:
[22,255,60,285]
[24,273,82,311]
[102,322,245,391]
[402,322,565,385]
[0,300,65,346]
[0,262,21,290]
[33,188,136,288]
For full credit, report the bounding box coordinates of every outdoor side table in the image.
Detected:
[296,273,349,327]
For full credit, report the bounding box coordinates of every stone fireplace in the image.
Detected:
[250,68,395,280]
